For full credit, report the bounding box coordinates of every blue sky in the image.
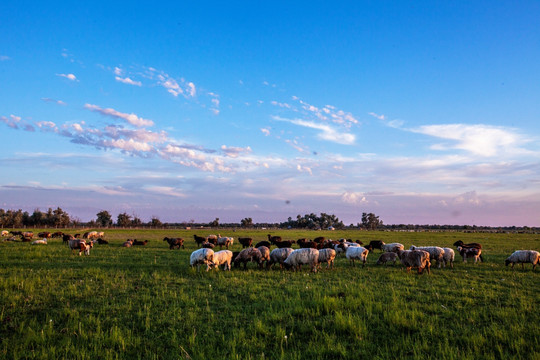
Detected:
[1,1,539,226]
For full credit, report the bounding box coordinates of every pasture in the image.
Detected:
[0,229,538,359]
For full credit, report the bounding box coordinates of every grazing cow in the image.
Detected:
[22,232,34,239]
[267,248,294,270]
[238,237,253,248]
[376,252,399,265]
[318,248,336,269]
[194,235,207,247]
[313,237,326,244]
[257,246,271,268]
[52,232,64,238]
[345,246,369,267]
[163,237,184,249]
[367,240,385,252]
[410,245,445,268]
[68,239,92,255]
[505,250,540,270]
[442,247,455,268]
[10,231,23,237]
[273,240,295,248]
[397,250,431,274]
[201,242,215,249]
[297,239,318,249]
[96,238,109,245]
[38,232,52,239]
[457,246,482,264]
[217,236,234,249]
[234,247,263,269]
[1,230,9,237]
[255,241,271,249]
[283,248,319,272]
[454,240,483,262]
[212,250,233,271]
[267,234,282,244]
[190,248,215,272]
[381,243,405,253]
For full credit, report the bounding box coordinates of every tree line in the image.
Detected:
[0,207,536,232]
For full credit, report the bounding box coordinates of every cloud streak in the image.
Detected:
[56,73,78,81]
[411,124,532,157]
[115,76,142,86]
[84,104,155,127]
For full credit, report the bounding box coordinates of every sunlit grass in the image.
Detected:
[0,229,538,359]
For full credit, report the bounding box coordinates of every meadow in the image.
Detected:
[0,229,538,360]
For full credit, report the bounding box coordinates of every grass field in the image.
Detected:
[0,229,538,359]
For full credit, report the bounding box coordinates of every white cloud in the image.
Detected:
[221,145,252,158]
[260,128,271,136]
[115,76,142,86]
[84,104,154,128]
[35,121,57,131]
[103,138,154,152]
[412,124,530,157]
[56,73,78,81]
[0,55,10,61]
[41,98,66,106]
[277,117,355,145]
[187,82,196,97]
[341,192,368,204]
[144,186,186,198]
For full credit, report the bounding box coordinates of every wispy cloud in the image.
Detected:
[221,145,252,158]
[41,98,66,106]
[115,76,142,86]
[56,73,78,81]
[84,104,154,127]
[273,116,355,145]
[411,124,533,157]
[0,55,10,61]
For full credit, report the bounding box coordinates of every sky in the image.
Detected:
[1,1,539,226]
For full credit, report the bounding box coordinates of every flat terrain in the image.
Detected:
[0,229,538,359]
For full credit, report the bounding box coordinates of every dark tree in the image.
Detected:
[240,217,253,228]
[361,212,383,230]
[150,216,162,228]
[117,213,132,227]
[96,210,113,227]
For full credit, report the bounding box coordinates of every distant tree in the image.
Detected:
[117,212,132,227]
[150,216,162,228]
[361,212,383,230]
[131,215,142,227]
[240,217,253,228]
[30,209,44,226]
[96,210,113,227]
[209,218,219,228]
[52,207,70,227]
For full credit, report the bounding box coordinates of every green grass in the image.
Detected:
[0,229,538,359]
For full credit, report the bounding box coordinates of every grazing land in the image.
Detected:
[0,229,538,359]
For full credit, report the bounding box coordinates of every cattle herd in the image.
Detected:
[186,233,540,274]
[2,230,538,274]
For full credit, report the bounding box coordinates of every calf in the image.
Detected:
[238,237,253,248]
[163,237,184,249]
[457,246,482,263]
